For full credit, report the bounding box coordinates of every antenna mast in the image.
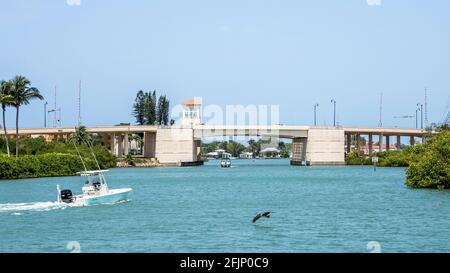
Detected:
[443,95,450,125]
[378,92,383,127]
[78,80,82,127]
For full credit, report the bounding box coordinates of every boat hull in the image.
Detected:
[73,188,132,206]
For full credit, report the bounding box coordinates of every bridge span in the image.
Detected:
[5,125,428,166]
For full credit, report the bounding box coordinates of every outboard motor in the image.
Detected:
[60,189,74,203]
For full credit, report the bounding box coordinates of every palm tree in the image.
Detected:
[129,133,143,154]
[9,75,44,157]
[70,125,92,145]
[0,81,14,157]
[70,126,101,170]
[248,139,259,157]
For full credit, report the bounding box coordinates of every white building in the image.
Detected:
[182,99,201,127]
[239,152,253,159]
[260,147,280,158]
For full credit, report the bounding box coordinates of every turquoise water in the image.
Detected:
[0,159,449,253]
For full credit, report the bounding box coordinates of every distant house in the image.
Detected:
[359,145,399,154]
[205,149,232,159]
[221,152,232,159]
[239,152,253,159]
[206,151,219,159]
[260,147,280,158]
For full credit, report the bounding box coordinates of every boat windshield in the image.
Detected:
[84,174,106,185]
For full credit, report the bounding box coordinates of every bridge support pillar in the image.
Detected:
[356,134,361,155]
[110,133,115,155]
[346,133,351,154]
[396,135,401,150]
[368,133,373,156]
[194,139,202,161]
[290,138,308,166]
[124,133,129,156]
[144,132,156,158]
[379,134,383,152]
[385,135,390,151]
[117,133,123,158]
[410,136,415,146]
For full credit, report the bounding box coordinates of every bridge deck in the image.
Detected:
[342,127,428,136]
[4,125,158,135]
[4,125,429,137]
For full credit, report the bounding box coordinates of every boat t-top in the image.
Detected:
[220,158,232,168]
[57,170,132,206]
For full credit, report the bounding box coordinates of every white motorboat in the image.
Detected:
[57,170,132,206]
[220,159,231,168]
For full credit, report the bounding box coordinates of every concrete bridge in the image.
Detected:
[195,125,427,165]
[5,125,428,166]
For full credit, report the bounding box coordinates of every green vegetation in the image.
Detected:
[0,88,14,157]
[226,141,246,157]
[0,131,116,180]
[201,140,245,157]
[132,90,172,126]
[406,127,450,189]
[124,154,136,166]
[346,149,412,167]
[277,141,292,158]
[1,75,44,157]
[201,139,291,158]
[345,150,372,165]
[0,153,97,180]
[156,95,170,126]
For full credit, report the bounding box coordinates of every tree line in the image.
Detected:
[202,139,291,158]
[1,75,44,157]
[0,137,116,179]
[132,90,172,126]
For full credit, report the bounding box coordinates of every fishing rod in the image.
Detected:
[83,136,101,171]
[70,138,88,172]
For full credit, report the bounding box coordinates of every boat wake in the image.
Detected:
[0,198,131,214]
[0,201,69,213]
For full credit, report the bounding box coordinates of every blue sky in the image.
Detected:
[1,0,449,128]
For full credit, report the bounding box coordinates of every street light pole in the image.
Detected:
[331,99,336,127]
[417,103,423,129]
[314,103,319,126]
[44,101,48,128]
[420,104,423,129]
[415,107,419,129]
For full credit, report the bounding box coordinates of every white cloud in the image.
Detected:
[66,0,81,6]
[366,0,381,6]
[219,26,233,33]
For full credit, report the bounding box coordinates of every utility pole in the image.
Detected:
[331,99,336,127]
[314,103,319,126]
[415,107,419,129]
